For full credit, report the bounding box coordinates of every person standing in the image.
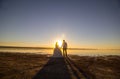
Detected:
[52,42,63,57]
[62,40,68,57]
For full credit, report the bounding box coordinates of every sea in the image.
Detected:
[0,47,120,56]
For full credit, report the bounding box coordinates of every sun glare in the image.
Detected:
[57,40,62,47]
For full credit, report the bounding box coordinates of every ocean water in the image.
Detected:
[0,47,120,56]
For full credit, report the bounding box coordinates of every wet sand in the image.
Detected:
[0,52,120,79]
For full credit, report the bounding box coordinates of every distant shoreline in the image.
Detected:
[0,46,120,50]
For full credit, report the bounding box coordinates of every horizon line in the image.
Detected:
[0,45,120,50]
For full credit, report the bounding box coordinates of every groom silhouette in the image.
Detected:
[62,40,68,57]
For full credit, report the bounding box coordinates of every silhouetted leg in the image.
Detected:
[63,49,65,57]
[65,49,67,57]
[66,49,67,57]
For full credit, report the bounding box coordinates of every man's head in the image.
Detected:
[63,40,65,42]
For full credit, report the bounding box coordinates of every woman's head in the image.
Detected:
[55,42,58,48]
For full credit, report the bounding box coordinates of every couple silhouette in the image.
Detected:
[33,40,72,79]
[52,40,67,57]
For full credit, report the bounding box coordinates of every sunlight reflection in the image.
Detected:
[57,40,62,47]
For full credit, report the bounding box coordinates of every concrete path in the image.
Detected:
[33,57,89,79]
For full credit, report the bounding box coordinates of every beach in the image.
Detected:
[69,55,120,79]
[1,0,120,79]
[0,52,120,79]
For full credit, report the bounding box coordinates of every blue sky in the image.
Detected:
[0,0,120,48]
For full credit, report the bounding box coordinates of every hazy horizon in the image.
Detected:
[0,45,120,50]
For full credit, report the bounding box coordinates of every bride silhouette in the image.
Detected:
[52,42,63,57]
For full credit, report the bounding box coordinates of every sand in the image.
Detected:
[0,52,49,79]
[0,52,120,79]
[69,55,120,79]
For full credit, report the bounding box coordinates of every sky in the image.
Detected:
[0,0,120,49]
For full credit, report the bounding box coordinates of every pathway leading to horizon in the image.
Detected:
[32,56,89,79]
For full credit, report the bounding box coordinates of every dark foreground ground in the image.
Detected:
[69,55,120,79]
[0,52,120,79]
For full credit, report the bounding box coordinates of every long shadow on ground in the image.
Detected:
[33,57,72,79]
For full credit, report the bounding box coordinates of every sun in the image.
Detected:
[57,40,62,47]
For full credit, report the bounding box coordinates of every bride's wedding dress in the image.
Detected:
[52,48,63,57]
